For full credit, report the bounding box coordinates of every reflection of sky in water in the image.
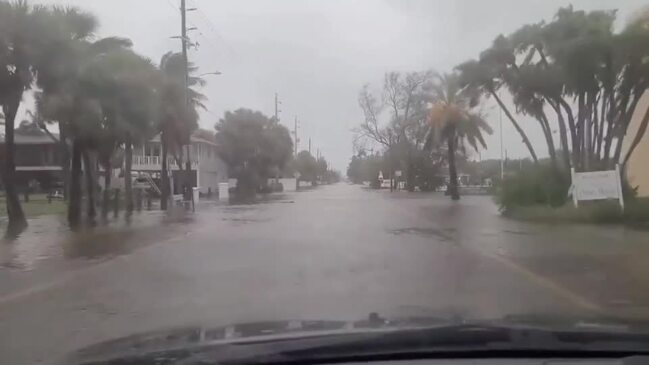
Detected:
[0,211,173,271]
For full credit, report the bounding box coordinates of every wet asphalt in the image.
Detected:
[1,183,649,364]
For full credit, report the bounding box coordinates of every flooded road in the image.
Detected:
[1,183,649,363]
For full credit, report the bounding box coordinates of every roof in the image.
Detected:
[0,133,60,145]
[1,132,216,146]
[149,133,218,147]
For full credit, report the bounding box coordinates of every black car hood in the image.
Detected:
[68,313,649,364]
[70,315,455,362]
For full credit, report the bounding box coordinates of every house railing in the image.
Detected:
[133,155,198,168]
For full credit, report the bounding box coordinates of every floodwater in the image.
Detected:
[1,184,649,364]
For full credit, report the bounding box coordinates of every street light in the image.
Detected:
[198,71,222,77]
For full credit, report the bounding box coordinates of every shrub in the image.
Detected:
[497,165,569,213]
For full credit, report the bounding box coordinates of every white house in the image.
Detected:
[131,134,229,195]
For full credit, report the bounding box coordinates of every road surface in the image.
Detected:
[1,183,649,363]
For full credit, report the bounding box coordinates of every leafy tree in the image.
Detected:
[426,73,493,200]
[215,109,293,197]
[295,150,317,183]
[355,71,434,190]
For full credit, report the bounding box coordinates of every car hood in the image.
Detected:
[68,313,649,364]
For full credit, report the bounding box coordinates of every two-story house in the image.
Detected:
[132,134,229,195]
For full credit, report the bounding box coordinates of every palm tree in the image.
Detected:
[38,36,135,227]
[157,52,205,209]
[32,5,97,202]
[426,73,492,200]
[0,1,41,235]
[456,56,539,164]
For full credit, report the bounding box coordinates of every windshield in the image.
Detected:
[2,0,649,364]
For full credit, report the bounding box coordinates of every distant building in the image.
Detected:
[0,132,229,195]
[0,133,63,191]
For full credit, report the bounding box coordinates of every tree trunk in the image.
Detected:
[124,139,133,214]
[101,160,111,219]
[160,133,169,210]
[82,149,97,222]
[1,97,28,237]
[549,99,571,171]
[558,99,579,168]
[67,139,83,228]
[59,124,71,201]
[447,136,459,201]
[490,90,538,163]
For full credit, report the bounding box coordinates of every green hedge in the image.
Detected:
[496,165,569,213]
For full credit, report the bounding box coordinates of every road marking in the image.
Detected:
[0,233,191,307]
[395,200,603,312]
[482,250,602,312]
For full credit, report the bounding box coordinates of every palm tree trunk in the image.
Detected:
[59,124,70,201]
[447,136,460,201]
[68,139,83,228]
[549,98,571,171]
[1,98,28,236]
[124,139,134,214]
[490,90,538,163]
[101,161,111,219]
[160,133,169,210]
[82,149,97,222]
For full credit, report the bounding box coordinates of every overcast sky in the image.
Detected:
[31,0,647,170]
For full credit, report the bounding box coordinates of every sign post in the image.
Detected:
[615,164,625,211]
[570,166,624,210]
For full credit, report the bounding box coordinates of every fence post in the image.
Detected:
[616,164,625,211]
[113,189,120,218]
[571,167,578,208]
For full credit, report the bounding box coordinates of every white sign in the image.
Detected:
[395,170,402,177]
[571,165,624,209]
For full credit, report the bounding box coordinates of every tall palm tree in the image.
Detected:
[32,5,97,202]
[426,73,492,200]
[38,37,135,227]
[157,52,205,209]
[0,1,41,235]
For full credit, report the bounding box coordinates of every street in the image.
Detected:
[2,183,649,363]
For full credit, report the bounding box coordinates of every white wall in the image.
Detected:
[277,178,297,192]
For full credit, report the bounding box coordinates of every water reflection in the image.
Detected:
[0,209,192,271]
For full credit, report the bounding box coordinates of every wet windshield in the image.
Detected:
[2,0,649,364]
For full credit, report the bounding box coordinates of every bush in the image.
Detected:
[497,165,569,213]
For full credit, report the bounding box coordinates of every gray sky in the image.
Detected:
[31,0,647,170]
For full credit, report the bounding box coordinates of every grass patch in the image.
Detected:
[0,194,67,218]
[503,198,649,227]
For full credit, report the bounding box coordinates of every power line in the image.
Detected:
[187,0,237,57]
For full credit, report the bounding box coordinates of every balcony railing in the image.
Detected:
[132,155,198,168]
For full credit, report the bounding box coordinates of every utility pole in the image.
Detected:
[180,0,195,210]
[308,138,311,155]
[274,93,281,122]
[293,116,299,156]
[499,93,504,181]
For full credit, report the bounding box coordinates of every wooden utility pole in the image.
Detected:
[274,93,281,122]
[180,0,194,210]
[293,116,299,156]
